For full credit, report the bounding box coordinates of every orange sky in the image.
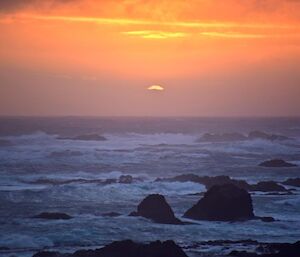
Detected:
[0,0,300,116]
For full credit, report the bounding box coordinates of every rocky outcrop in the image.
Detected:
[282,178,300,187]
[118,175,133,184]
[259,159,297,167]
[57,134,107,141]
[33,240,188,257]
[156,174,251,191]
[130,194,183,224]
[32,212,72,220]
[250,181,288,192]
[184,184,254,221]
[198,133,247,142]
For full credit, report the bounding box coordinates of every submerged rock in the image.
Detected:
[118,175,133,184]
[259,159,297,168]
[101,212,122,217]
[32,212,72,220]
[282,178,300,187]
[57,134,107,141]
[250,181,288,192]
[33,240,188,257]
[184,184,254,221]
[130,194,183,224]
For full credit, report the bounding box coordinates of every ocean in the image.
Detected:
[0,117,300,257]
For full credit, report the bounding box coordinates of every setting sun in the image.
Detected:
[148,85,165,91]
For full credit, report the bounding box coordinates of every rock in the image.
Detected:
[259,159,297,168]
[156,174,251,191]
[259,216,275,222]
[33,252,61,257]
[229,241,300,257]
[250,181,288,192]
[57,134,107,141]
[282,178,300,187]
[198,132,247,142]
[200,176,250,191]
[0,139,12,147]
[33,240,188,257]
[103,178,118,185]
[248,131,289,141]
[32,212,72,220]
[102,212,122,217]
[184,184,254,221]
[119,175,133,184]
[130,194,183,224]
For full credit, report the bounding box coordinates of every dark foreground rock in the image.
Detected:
[130,194,183,224]
[229,240,300,257]
[184,184,255,221]
[250,181,288,192]
[57,134,107,141]
[32,240,188,257]
[259,159,297,168]
[32,212,72,220]
[282,178,300,187]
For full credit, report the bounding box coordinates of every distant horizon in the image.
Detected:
[0,115,300,119]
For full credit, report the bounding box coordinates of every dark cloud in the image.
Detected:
[0,0,76,13]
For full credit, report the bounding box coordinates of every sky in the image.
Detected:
[0,0,300,117]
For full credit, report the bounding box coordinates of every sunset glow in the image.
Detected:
[0,0,299,116]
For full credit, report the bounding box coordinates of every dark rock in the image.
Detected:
[131,194,183,224]
[201,176,250,191]
[33,252,62,257]
[32,212,72,220]
[198,133,247,142]
[57,134,107,141]
[103,178,118,185]
[248,131,289,141]
[250,181,288,192]
[282,178,300,187]
[259,159,297,168]
[102,212,122,217]
[229,241,300,257]
[184,184,254,221]
[33,240,188,257]
[0,247,10,250]
[119,175,133,184]
[156,174,251,191]
[259,216,275,222]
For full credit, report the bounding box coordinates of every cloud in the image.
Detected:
[0,0,76,13]
[123,30,187,39]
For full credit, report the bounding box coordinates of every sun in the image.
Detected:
[147,85,164,91]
